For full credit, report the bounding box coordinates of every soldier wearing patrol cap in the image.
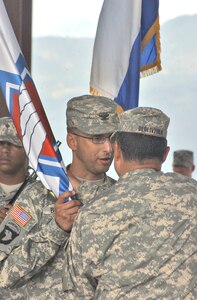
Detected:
[55,94,119,245]
[0,116,23,147]
[0,117,81,299]
[0,116,31,298]
[63,94,119,195]
[63,106,197,299]
[173,149,195,177]
[0,95,118,299]
[0,117,27,224]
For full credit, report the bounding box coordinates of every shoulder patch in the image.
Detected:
[8,205,32,227]
[0,221,21,245]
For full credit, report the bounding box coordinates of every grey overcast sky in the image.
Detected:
[33,0,197,38]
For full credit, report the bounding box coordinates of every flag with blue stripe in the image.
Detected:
[0,0,70,197]
[90,0,161,111]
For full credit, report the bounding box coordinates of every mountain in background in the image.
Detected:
[32,36,94,165]
[32,15,197,179]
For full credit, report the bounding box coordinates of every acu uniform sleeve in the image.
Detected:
[63,210,97,300]
[0,184,69,288]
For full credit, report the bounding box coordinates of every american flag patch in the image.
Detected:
[8,205,32,226]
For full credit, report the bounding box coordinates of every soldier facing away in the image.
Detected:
[63,107,197,299]
[173,149,195,178]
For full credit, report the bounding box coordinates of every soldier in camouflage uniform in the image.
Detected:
[66,94,119,192]
[0,117,81,299]
[0,117,28,224]
[173,149,195,178]
[0,95,119,299]
[63,107,197,299]
[55,94,119,232]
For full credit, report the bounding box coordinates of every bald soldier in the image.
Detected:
[173,150,195,178]
[63,107,197,299]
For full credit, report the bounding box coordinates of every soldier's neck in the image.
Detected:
[68,163,105,181]
[0,172,26,185]
[120,159,162,176]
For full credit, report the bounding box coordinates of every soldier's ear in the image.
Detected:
[113,141,124,176]
[114,141,121,162]
[162,146,170,163]
[67,133,77,151]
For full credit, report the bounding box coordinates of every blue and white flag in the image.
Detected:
[0,0,70,197]
[90,0,161,111]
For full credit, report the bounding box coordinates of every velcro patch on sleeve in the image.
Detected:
[8,205,32,227]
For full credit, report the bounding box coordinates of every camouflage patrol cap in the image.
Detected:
[0,117,22,147]
[173,150,194,168]
[66,95,119,134]
[114,107,170,138]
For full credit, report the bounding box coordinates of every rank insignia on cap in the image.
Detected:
[98,112,109,120]
[8,205,32,227]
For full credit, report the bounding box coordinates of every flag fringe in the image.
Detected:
[90,86,103,96]
[90,86,123,114]
[116,105,124,114]
[140,64,162,78]
[140,16,161,78]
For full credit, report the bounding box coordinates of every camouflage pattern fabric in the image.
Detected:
[173,150,194,168]
[114,106,170,138]
[0,117,22,147]
[0,174,115,299]
[76,175,116,205]
[26,175,116,300]
[21,175,115,300]
[63,169,197,299]
[66,94,119,135]
[0,184,21,208]
[0,180,68,299]
[0,183,29,299]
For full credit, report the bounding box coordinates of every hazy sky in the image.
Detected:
[32,0,197,179]
[33,0,197,38]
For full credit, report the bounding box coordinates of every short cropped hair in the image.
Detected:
[112,132,167,161]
